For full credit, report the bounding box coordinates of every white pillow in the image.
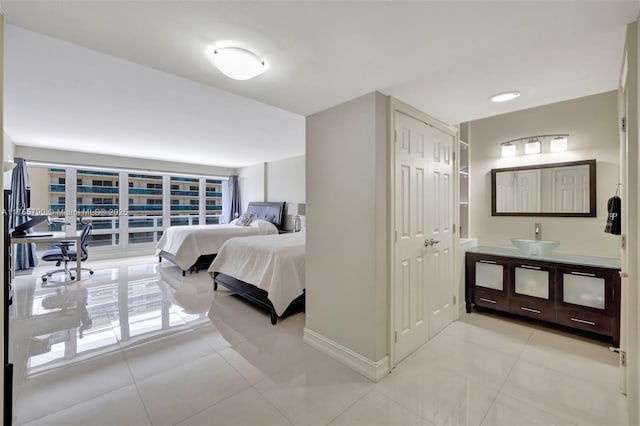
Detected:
[253,219,278,234]
[235,212,255,226]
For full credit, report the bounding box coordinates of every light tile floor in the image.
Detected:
[9,256,627,426]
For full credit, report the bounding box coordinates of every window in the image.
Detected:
[29,165,225,251]
[170,176,199,226]
[128,174,163,244]
[92,198,114,205]
[205,178,223,224]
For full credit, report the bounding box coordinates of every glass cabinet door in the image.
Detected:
[515,265,550,299]
[475,261,504,291]
[562,272,605,310]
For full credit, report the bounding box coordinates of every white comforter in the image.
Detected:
[208,232,305,316]
[155,220,278,270]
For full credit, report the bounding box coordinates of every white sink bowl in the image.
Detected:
[511,238,560,256]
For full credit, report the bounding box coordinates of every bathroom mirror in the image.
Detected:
[491,159,596,217]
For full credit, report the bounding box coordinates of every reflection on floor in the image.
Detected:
[9,255,627,426]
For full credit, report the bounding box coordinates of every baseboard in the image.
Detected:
[303,328,389,382]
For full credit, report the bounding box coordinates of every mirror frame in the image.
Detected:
[491,159,596,217]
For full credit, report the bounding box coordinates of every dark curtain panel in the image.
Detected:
[228,175,241,222]
[10,158,37,269]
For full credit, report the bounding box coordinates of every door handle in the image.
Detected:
[424,238,441,247]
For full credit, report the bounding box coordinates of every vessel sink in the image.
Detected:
[511,238,560,256]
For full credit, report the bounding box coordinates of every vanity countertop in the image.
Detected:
[466,245,621,270]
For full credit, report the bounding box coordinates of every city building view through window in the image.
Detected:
[26,165,225,252]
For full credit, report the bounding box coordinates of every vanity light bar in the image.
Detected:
[500,134,569,157]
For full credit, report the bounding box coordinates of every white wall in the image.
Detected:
[238,162,265,213]
[14,146,235,177]
[1,13,5,422]
[3,131,14,162]
[306,91,388,363]
[3,131,15,189]
[266,155,305,203]
[238,155,306,229]
[469,91,620,258]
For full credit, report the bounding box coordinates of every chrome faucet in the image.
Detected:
[534,223,542,240]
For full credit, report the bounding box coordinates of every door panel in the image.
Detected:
[394,112,429,362]
[426,124,455,339]
[394,111,455,363]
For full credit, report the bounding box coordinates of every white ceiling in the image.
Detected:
[3,1,639,168]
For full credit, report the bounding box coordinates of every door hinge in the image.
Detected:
[621,350,627,367]
[621,117,627,132]
[395,230,397,243]
[453,295,456,305]
[394,331,398,343]
[453,151,456,161]
[453,223,456,234]
[622,234,626,249]
[394,129,398,143]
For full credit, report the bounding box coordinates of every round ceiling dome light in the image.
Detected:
[490,91,521,103]
[207,46,266,80]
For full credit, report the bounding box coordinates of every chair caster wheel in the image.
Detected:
[90,271,94,275]
[42,278,47,282]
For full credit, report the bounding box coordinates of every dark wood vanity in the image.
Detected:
[465,247,621,346]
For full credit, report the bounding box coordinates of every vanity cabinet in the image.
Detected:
[465,250,621,345]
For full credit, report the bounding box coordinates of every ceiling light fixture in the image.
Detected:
[500,134,569,158]
[501,143,517,157]
[490,91,521,103]
[524,139,541,155]
[207,46,266,81]
[550,136,568,152]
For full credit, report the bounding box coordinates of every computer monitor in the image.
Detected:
[12,215,49,237]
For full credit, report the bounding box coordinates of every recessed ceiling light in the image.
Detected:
[490,91,521,103]
[206,46,266,81]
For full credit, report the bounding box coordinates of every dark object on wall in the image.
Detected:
[604,196,621,235]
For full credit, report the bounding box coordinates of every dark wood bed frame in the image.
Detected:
[213,272,305,324]
[159,201,286,275]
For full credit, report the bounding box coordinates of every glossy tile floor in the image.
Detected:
[9,256,627,426]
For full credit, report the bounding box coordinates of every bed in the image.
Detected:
[156,201,285,275]
[208,231,305,324]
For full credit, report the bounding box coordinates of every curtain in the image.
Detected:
[10,158,37,269]
[228,175,241,223]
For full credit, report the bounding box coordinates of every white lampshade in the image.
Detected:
[524,140,541,155]
[501,143,516,157]
[208,47,266,80]
[289,203,306,216]
[550,137,568,152]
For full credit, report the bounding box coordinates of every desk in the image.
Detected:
[12,231,83,279]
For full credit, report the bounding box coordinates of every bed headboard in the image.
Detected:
[246,202,286,230]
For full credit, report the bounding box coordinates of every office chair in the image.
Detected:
[41,220,94,284]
